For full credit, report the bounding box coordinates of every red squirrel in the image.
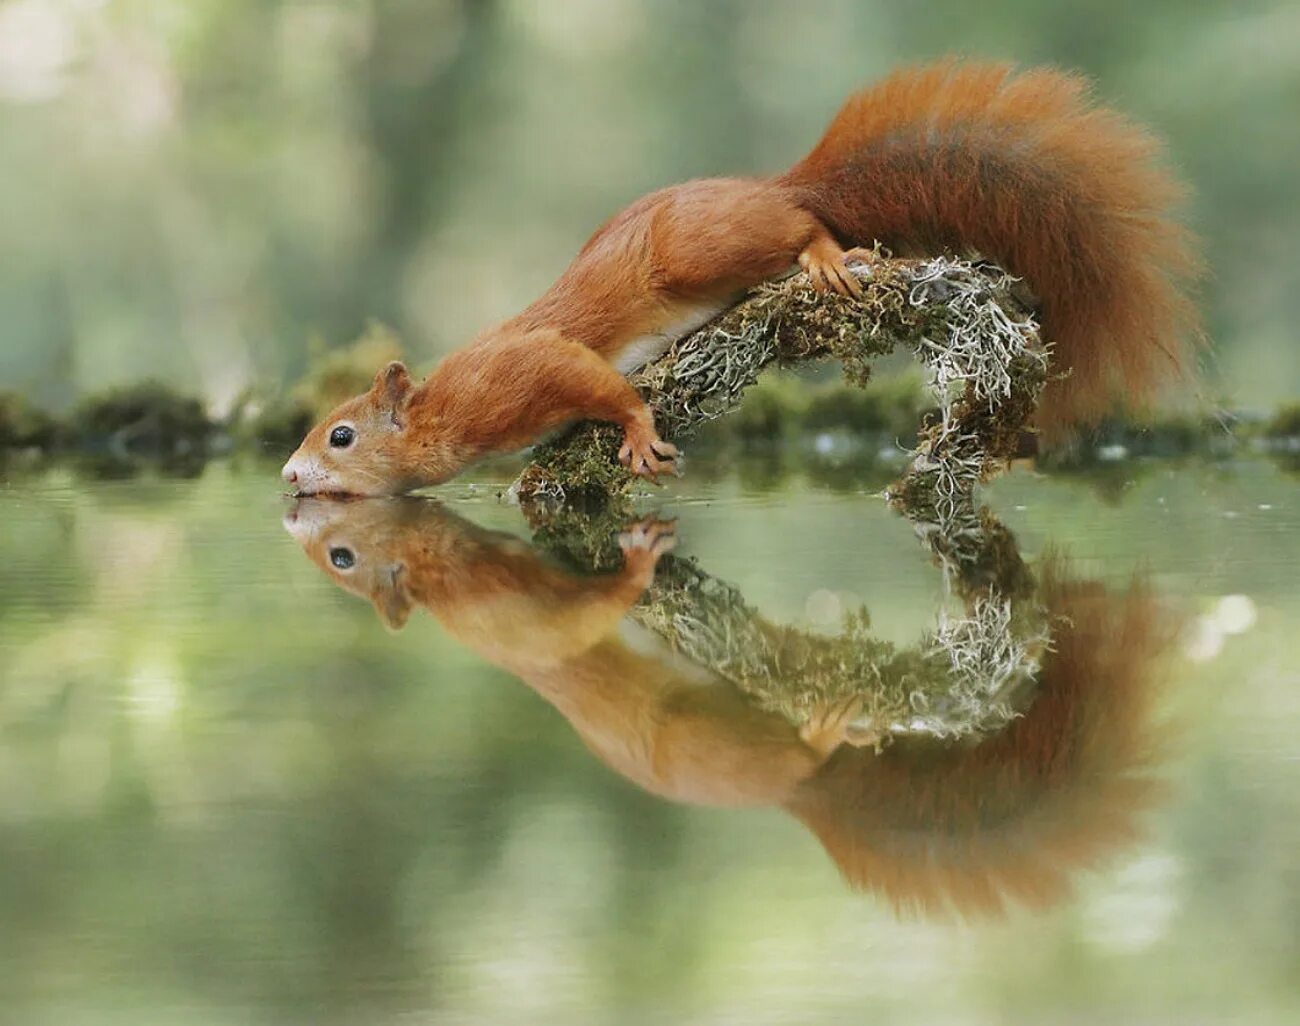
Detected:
[284,498,1175,916]
[282,61,1201,496]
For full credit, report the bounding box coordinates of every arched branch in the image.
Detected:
[511,253,1048,510]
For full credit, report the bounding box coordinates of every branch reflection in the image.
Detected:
[285,497,1175,919]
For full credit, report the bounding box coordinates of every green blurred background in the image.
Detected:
[5,7,1300,1022]
[1,0,1298,411]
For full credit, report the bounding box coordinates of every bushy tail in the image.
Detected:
[780,61,1203,432]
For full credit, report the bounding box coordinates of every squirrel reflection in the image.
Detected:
[285,498,1174,919]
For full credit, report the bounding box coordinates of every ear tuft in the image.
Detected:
[376,564,413,632]
[380,596,412,632]
[373,361,413,424]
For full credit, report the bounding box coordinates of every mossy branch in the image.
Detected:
[511,253,1047,509]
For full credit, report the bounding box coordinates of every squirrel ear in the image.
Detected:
[375,564,412,632]
[373,361,413,426]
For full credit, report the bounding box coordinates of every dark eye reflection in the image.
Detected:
[329,546,356,570]
[329,425,356,449]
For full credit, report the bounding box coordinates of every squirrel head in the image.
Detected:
[281,361,464,496]
[281,495,427,630]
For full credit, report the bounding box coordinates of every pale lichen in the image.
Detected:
[513,253,1046,508]
[628,491,1049,744]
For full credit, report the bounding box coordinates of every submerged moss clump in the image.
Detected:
[635,556,905,745]
[520,501,633,576]
[514,254,1045,508]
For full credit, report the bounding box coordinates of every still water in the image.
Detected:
[1,457,1298,1025]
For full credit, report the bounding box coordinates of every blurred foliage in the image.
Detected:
[241,319,405,454]
[705,367,931,445]
[1263,401,1300,439]
[289,320,405,420]
[0,389,59,448]
[0,0,1297,415]
[71,382,210,450]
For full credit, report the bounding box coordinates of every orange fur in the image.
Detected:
[284,60,1200,494]
[782,61,1203,432]
[286,501,1177,916]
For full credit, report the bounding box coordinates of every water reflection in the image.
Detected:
[285,497,1175,919]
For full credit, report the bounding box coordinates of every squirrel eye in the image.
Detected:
[329,425,356,449]
[329,546,356,571]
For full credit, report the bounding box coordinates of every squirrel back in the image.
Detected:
[781,61,1203,432]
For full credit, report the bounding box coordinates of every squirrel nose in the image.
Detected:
[281,462,298,485]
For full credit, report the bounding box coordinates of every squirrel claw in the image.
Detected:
[618,516,676,584]
[618,516,678,559]
[619,432,680,480]
[798,694,869,758]
[798,241,867,299]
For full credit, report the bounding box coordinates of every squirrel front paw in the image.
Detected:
[618,516,677,557]
[617,516,677,583]
[618,423,680,479]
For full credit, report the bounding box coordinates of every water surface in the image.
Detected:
[1,459,1298,1025]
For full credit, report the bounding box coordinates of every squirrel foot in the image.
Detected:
[618,516,676,586]
[618,422,680,480]
[798,694,872,759]
[618,515,677,556]
[798,238,870,299]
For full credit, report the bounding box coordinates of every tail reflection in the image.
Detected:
[789,569,1171,918]
[284,498,1175,918]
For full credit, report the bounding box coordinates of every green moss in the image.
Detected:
[71,448,210,482]
[635,541,1040,744]
[524,488,1045,745]
[521,502,631,575]
[514,421,634,509]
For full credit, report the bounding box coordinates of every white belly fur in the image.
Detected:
[611,302,728,376]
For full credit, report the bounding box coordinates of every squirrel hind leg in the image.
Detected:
[797,235,870,298]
